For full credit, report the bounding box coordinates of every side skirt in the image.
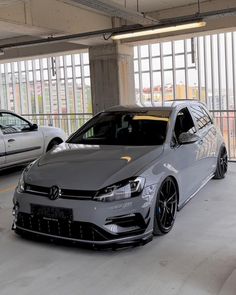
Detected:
[178,173,214,211]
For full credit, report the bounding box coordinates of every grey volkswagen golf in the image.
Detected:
[12,100,227,247]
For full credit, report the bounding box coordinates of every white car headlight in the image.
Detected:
[94,177,145,202]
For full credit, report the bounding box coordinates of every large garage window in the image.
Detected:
[134,31,236,160]
[0,52,92,135]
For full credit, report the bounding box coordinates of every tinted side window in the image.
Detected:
[202,106,213,124]
[190,105,212,130]
[174,107,196,140]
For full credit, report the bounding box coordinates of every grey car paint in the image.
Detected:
[0,110,66,169]
[26,143,164,190]
[12,101,225,246]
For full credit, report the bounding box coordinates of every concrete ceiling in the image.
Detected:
[0,0,235,62]
[0,30,21,40]
[110,0,206,13]
[0,0,23,4]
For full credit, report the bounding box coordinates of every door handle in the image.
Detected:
[8,139,15,143]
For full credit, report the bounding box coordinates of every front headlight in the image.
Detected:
[17,172,25,193]
[94,177,145,202]
[17,160,36,193]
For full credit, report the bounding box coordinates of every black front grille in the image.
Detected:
[16,212,111,242]
[25,183,95,200]
[25,184,49,196]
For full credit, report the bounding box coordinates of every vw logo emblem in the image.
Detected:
[49,185,61,200]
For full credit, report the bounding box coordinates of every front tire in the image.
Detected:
[213,145,228,179]
[153,177,178,236]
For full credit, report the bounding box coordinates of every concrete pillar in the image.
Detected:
[89,43,135,114]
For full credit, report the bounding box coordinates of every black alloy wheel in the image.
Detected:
[214,146,228,179]
[153,177,178,235]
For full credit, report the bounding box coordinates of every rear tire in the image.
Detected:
[213,145,228,179]
[153,177,178,236]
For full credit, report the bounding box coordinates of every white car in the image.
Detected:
[0,110,66,169]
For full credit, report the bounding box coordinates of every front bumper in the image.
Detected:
[12,187,156,246]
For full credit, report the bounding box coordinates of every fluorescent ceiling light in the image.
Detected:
[112,21,206,40]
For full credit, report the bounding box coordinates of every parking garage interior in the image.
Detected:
[0,0,236,294]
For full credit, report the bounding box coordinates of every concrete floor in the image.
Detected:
[0,165,236,295]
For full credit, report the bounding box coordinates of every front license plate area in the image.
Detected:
[31,204,73,221]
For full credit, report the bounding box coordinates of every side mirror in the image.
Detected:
[178,132,199,144]
[30,123,38,131]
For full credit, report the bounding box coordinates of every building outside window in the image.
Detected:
[0,52,92,135]
[134,31,236,160]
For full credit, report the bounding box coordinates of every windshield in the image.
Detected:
[68,111,170,146]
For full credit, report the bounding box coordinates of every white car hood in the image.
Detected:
[26,143,163,190]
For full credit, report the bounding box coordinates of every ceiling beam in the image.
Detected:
[0,0,112,38]
[0,41,87,62]
[149,0,236,20]
[62,0,158,25]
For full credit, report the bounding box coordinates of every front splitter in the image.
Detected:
[14,226,153,250]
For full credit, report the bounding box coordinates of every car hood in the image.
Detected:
[26,143,163,190]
